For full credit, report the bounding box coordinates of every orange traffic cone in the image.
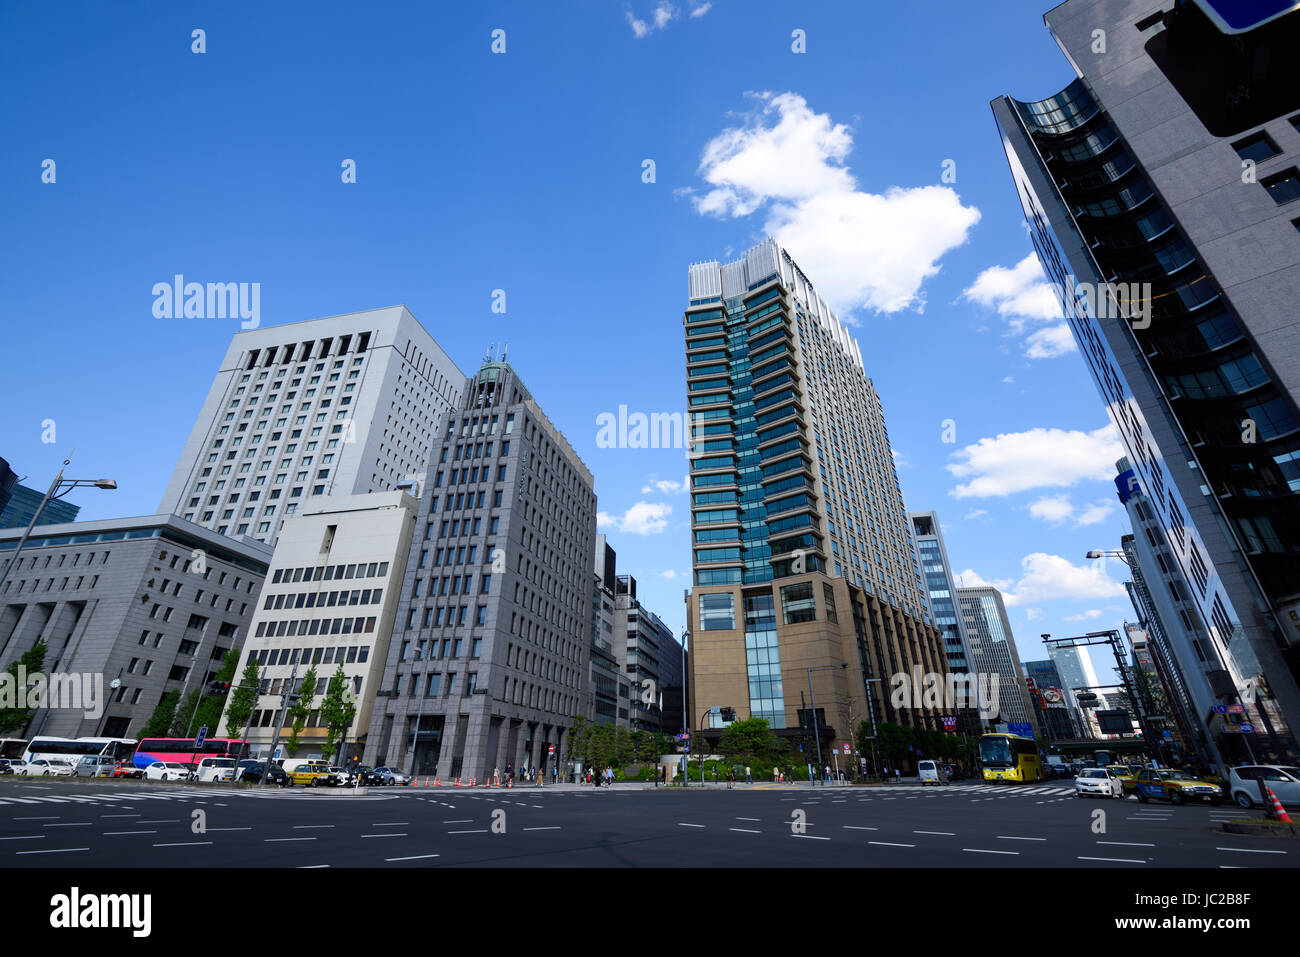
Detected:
[1268,787,1293,823]
[434,776,440,787]
[507,777,512,789]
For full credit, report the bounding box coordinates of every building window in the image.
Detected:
[1231,131,1281,164]
[699,593,735,630]
[779,582,817,625]
[1261,168,1300,205]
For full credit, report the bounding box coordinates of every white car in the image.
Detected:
[328,766,355,787]
[144,761,197,782]
[1228,765,1300,809]
[918,759,948,785]
[1075,767,1123,798]
[17,759,75,777]
[195,758,237,783]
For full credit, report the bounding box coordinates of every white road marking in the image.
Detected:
[371,822,408,827]
[1098,841,1154,847]
[16,847,87,855]
[207,827,253,832]
[0,835,44,841]
[523,826,561,831]
[443,819,474,824]
[361,833,408,838]
[265,837,317,842]
[792,834,830,840]
[677,823,705,828]
[1215,847,1286,855]
[153,842,212,847]
[102,830,157,836]
[448,829,488,834]
[962,848,1018,855]
[842,826,878,831]
[868,841,914,848]
[386,854,441,862]
[293,825,335,829]
[914,830,955,836]
[729,828,760,834]
[1078,855,1146,864]
[997,836,1046,841]
[13,816,58,820]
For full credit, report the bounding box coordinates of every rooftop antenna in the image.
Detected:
[501,342,509,363]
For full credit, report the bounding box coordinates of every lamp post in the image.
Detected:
[0,459,116,595]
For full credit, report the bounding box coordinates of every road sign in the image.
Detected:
[842,744,850,753]
[1007,722,1035,739]
[195,727,208,748]
[548,744,555,755]
[1226,703,1246,714]
[1191,0,1300,35]
[684,746,690,754]
[1213,704,1228,714]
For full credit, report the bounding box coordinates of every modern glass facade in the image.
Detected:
[0,483,81,530]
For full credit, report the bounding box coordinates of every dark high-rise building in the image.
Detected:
[364,360,597,780]
[992,0,1300,758]
[684,240,950,752]
[0,482,81,530]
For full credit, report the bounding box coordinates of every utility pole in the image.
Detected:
[261,662,299,788]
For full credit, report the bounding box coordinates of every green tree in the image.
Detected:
[171,689,201,736]
[0,639,47,735]
[190,649,241,740]
[568,714,591,768]
[140,690,181,738]
[718,717,778,762]
[285,664,319,758]
[221,659,263,743]
[614,726,633,766]
[318,665,356,762]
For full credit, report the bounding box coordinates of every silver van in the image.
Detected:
[73,755,117,778]
[918,759,948,786]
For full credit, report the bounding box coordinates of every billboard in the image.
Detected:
[1097,710,1135,734]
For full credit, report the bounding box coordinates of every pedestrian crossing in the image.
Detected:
[879,784,1076,797]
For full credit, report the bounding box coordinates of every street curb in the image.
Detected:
[1220,820,1299,838]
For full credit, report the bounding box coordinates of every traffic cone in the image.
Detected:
[508,777,512,789]
[435,776,440,787]
[1267,788,1293,823]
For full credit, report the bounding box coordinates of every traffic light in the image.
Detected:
[720,706,736,722]
[206,680,231,696]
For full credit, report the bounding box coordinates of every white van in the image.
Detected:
[195,758,237,783]
[918,760,948,786]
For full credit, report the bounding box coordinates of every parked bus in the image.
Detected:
[0,739,28,760]
[132,737,250,770]
[979,733,1044,783]
[23,737,137,765]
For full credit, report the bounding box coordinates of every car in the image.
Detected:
[287,763,335,788]
[369,767,411,786]
[1106,764,1142,794]
[73,755,119,778]
[0,758,19,775]
[111,762,144,779]
[18,759,75,777]
[918,760,948,785]
[1228,765,1300,809]
[195,758,238,783]
[144,761,197,782]
[1075,767,1124,798]
[237,761,289,786]
[328,766,355,787]
[1133,768,1222,805]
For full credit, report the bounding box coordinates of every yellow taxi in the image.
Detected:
[1133,767,1223,805]
[287,763,335,788]
[1106,764,1143,795]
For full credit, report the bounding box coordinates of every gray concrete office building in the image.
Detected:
[957,586,1041,737]
[159,306,466,548]
[992,0,1300,756]
[363,360,597,781]
[0,515,271,739]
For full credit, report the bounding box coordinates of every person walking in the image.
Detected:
[894,767,901,785]
[745,765,752,784]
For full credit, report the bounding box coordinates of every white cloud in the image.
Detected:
[1027,494,1118,528]
[963,508,989,521]
[1028,494,1075,525]
[640,476,689,495]
[955,554,1126,607]
[693,92,980,316]
[1064,609,1104,621]
[690,1,712,16]
[627,2,677,37]
[1024,323,1077,359]
[1002,376,1014,384]
[1003,554,1128,606]
[947,424,1125,499]
[1074,499,1117,527]
[1025,608,1043,621]
[658,569,681,580]
[962,253,1075,359]
[954,568,1014,592]
[597,501,672,535]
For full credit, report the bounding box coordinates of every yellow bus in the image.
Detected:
[979,733,1044,783]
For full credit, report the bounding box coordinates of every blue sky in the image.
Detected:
[2,0,1130,680]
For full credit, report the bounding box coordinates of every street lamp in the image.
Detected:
[0,458,117,595]
[1085,549,1130,567]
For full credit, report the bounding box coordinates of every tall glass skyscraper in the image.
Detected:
[957,586,1041,736]
[992,0,1300,758]
[684,240,948,748]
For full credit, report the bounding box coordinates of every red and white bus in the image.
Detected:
[131,737,250,770]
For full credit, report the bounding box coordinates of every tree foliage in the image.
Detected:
[0,640,46,735]
[285,664,318,758]
[318,665,356,762]
[221,659,263,741]
[141,690,181,738]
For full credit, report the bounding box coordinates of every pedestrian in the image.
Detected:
[745,765,752,784]
[551,765,557,784]
[894,767,901,784]
[505,762,513,783]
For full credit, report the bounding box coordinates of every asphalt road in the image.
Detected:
[0,777,1294,867]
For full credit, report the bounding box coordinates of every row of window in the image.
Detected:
[262,587,384,611]
[253,616,378,639]
[247,643,370,667]
[271,561,391,585]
